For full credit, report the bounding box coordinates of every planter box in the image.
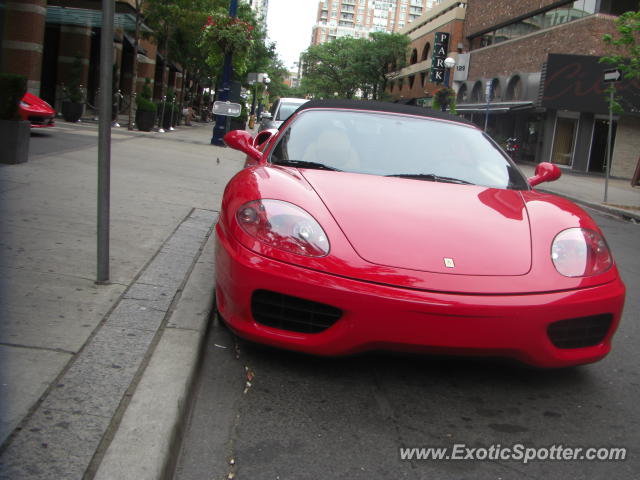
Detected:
[136,109,156,131]
[61,101,84,122]
[0,119,30,164]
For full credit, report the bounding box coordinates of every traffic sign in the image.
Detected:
[213,101,242,117]
[603,69,622,83]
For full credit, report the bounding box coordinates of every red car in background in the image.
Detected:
[19,92,55,128]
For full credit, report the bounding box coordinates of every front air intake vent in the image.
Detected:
[251,290,342,334]
[547,314,613,349]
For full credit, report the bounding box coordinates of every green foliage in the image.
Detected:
[199,3,260,78]
[136,96,157,113]
[432,87,456,113]
[0,73,27,120]
[63,57,84,103]
[136,78,157,112]
[600,4,639,112]
[301,32,410,100]
[601,6,640,81]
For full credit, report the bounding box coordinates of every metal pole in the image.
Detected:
[604,87,613,203]
[484,81,492,133]
[158,95,166,133]
[169,96,175,131]
[211,0,238,145]
[97,0,114,284]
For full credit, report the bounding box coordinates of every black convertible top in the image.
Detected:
[293,98,476,127]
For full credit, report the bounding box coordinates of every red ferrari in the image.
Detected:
[217,100,625,368]
[19,92,55,128]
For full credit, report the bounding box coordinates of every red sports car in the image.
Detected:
[19,92,55,128]
[217,100,625,368]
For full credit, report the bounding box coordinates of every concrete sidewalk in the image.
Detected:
[1,117,638,480]
[0,119,244,479]
[517,162,640,222]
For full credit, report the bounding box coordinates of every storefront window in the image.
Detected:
[551,117,577,166]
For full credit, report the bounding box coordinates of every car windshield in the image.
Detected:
[270,109,529,190]
[276,103,303,121]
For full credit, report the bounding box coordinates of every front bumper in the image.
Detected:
[215,224,625,368]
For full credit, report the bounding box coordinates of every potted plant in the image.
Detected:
[230,103,248,130]
[61,56,85,122]
[135,79,157,131]
[0,73,30,164]
[432,87,457,113]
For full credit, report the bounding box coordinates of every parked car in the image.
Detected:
[219,99,625,368]
[257,97,308,132]
[19,92,55,128]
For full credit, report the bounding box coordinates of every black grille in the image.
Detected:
[547,314,613,349]
[251,290,342,334]
[28,116,53,126]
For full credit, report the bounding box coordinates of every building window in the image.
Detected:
[457,83,468,102]
[409,75,415,88]
[469,0,597,50]
[410,48,418,64]
[505,76,522,101]
[421,42,430,61]
[470,81,483,102]
[551,116,578,166]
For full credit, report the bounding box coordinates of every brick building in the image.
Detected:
[457,0,639,178]
[0,0,187,114]
[387,0,467,104]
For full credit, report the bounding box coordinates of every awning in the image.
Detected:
[123,33,148,56]
[46,6,153,33]
[456,101,534,114]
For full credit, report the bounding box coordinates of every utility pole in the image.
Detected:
[211,0,239,145]
[97,0,114,283]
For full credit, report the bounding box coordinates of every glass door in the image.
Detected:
[551,117,577,166]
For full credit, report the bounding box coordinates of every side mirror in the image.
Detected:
[261,112,272,120]
[253,129,277,150]
[528,162,561,188]
[223,130,263,163]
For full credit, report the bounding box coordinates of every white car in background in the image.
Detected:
[258,97,308,132]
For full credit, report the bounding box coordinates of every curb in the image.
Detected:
[538,188,640,223]
[93,230,217,480]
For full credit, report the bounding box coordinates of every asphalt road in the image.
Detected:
[175,206,639,480]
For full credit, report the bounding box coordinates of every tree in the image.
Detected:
[352,32,410,100]
[601,5,640,81]
[301,37,361,98]
[600,3,640,112]
[300,32,410,100]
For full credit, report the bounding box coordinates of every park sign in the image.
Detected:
[430,32,450,84]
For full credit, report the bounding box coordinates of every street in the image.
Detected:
[175,212,639,480]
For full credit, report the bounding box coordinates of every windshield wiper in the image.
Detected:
[273,160,342,171]
[386,173,474,185]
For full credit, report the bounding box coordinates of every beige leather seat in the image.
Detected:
[302,128,360,170]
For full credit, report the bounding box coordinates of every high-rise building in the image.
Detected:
[311,0,432,46]
[246,0,269,27]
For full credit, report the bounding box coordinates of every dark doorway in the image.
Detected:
[40,25,61,106]
[588,119,617,173]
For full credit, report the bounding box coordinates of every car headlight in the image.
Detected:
[236,199,330,257]
[20,101,30,108]
[551,228,612,277]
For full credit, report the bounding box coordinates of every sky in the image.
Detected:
[265,0,319,71]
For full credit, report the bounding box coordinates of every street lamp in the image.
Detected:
[249,73,269,129]
[443,57,456,87]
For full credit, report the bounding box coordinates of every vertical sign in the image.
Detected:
[430,32,450,84]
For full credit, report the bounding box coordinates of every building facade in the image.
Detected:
[311,0,433,46]
[457,0,639,178]
[0,0,193,115]
[387,0,467,104]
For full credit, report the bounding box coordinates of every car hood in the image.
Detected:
[22,92,55,115]
[302,171,531,276]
